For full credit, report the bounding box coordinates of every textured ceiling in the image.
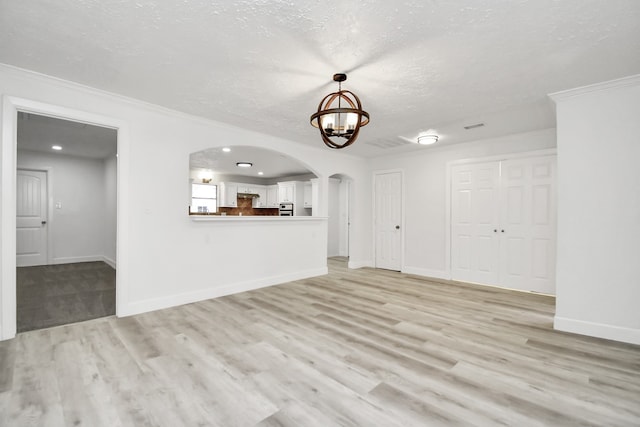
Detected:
[1,0,639,157]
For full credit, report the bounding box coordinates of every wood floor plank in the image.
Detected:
[8,330,66,426]
[0,338,16,393]
[2,258,639,426]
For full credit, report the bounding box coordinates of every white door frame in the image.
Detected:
[1,96,130,340]
[342,178,351,258]
[445,148,557,280]
[372,169,404,271]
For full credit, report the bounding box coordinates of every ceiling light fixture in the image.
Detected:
[236,162,252,168]
[258,171,264,176]
[222,147,231,152]
[417,135,439,145]
[310,73,370,149]
[51,145,62,150]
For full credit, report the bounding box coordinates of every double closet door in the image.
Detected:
[451,154,556,294]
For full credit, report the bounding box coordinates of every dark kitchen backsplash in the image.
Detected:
[218,197,279,216]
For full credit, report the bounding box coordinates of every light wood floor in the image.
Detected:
[1,259,639,426]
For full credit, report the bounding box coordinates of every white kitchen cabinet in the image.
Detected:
[278,182,295,203]
[218,182,238,207]
[266,185,279,208]
[278,181,310,216]
[238,184,259,194]
[252,186,268,208]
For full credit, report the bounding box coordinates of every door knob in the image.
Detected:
[41,221,47,225]
[395,225,400,230]
[493,229,497,233]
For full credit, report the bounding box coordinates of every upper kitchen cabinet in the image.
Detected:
[266,185,279,208]
[278,182,295,203]
[252,186,268,208]
[218,182,238,207]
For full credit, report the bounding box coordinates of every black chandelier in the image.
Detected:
[310,73,370,149]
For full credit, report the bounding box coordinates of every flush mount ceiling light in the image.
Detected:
[417,135,439,145]
[51,145,62,150]
[310,73,370,149]
[236,162,252,168]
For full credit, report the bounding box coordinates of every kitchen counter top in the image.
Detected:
[190,215,327,222]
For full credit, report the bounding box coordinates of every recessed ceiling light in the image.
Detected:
[258,171,264,176]
[236,162,252,168]
[222,147,231,152]
[52,145,62,150]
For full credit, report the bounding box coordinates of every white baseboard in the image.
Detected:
[51,255,116,268]
[52,255,105,265]
[122,267,328,317]
[348,259,373,269]
[402,266,450,281]
[554,316,640,345]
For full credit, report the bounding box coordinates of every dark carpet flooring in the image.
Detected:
[17,261,116,332]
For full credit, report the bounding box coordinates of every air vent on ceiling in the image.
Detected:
[367,137,412,149]
[464,123,485,130]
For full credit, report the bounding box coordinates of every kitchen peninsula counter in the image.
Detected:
[190,215,326,222]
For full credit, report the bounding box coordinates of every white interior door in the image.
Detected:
[451,162,501,285]
[374,171,402,271]
[500,156,556,294]
[17,169,48,267]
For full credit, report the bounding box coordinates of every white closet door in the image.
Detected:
[500,156,556,294]
[374,171,402,271]
[451,162,500,285]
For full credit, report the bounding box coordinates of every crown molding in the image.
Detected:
[549,74,640,103]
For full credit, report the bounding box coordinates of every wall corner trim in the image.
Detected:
[554,316,640,346]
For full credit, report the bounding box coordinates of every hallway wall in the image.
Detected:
[17,149,114,265]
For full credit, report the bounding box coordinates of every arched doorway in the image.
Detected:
[328,173,352,260]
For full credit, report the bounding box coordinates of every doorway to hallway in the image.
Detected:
[16,112,118,332]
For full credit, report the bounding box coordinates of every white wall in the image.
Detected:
[552,75,640,345]
[17,149,113,265]
[327,178,340,257]
[369,128,557,279]
[338,179,350,257]
[103,154,117,266]
[0,64,372,339]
